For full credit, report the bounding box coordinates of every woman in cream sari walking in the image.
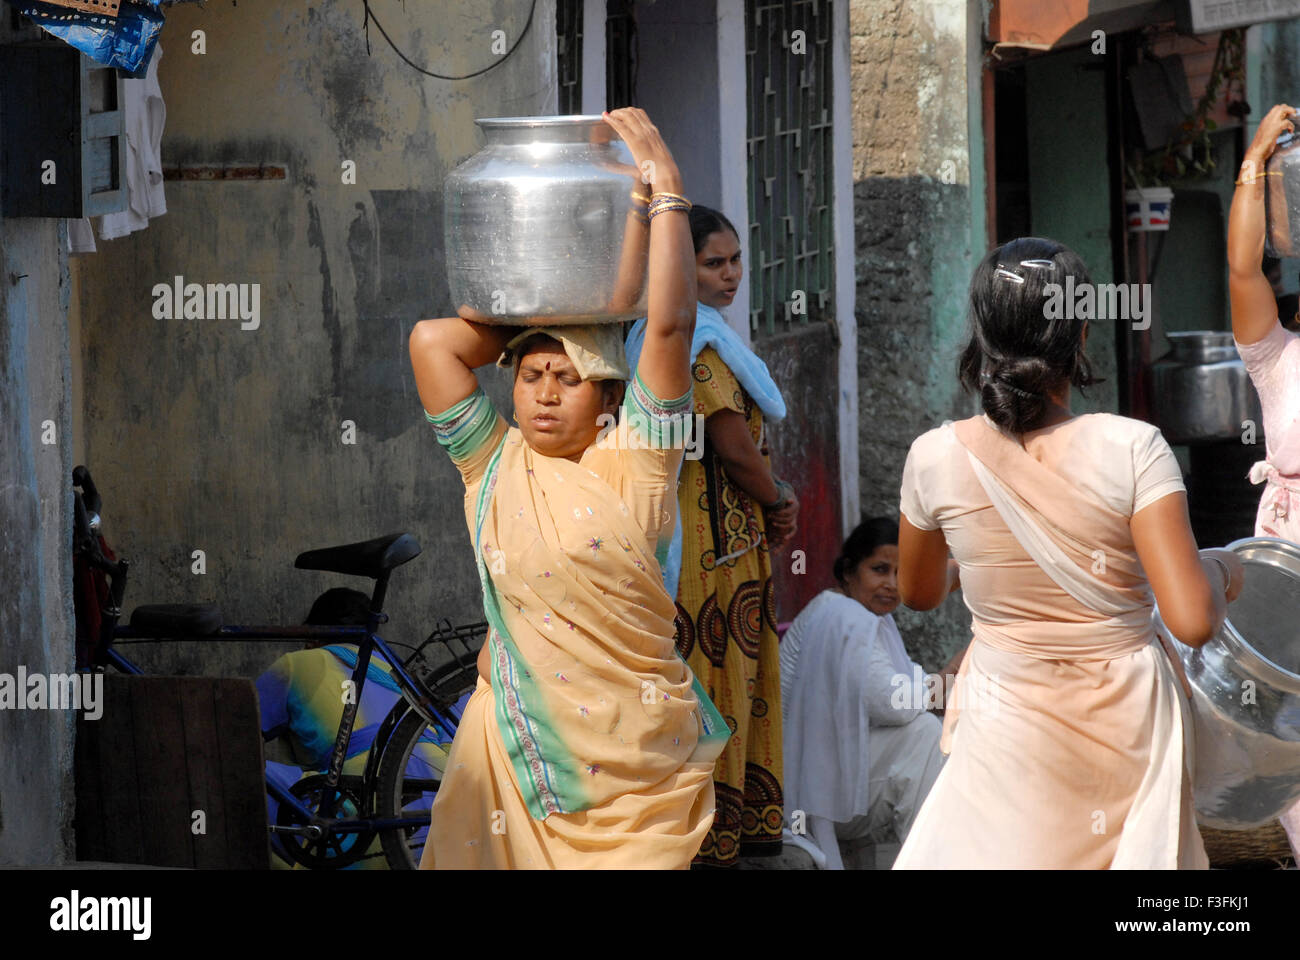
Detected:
[893,237,1243,869]
[408,108,727,869]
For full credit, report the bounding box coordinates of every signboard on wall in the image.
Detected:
[1179,0,1300,33]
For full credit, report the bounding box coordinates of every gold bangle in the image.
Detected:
[1235,170,1281,185]
[647,204,690,223]
[630,191,651,205]
[650,191,692,208]
[647,205,691,221]
[647,198,691,212]
[647,196,691,213]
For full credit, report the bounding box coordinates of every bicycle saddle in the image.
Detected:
[294,532,422,580]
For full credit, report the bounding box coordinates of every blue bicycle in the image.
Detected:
[73,464,482,869]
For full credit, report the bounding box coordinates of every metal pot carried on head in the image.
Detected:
[1265,116,1300,257]
[443,115,649,325]
[1155,537,1300,830]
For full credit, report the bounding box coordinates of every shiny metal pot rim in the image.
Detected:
[1216,536,1300,695]
[1154,536,1300,694]
[474,115,622,145]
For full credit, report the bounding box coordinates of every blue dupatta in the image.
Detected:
[624,302,788,596]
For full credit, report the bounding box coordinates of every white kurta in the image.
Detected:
[782,590,943,868]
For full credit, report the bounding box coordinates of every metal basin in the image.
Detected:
[1156,537,1300,829]
[1150,331,1263,445]
[443,115,649,325]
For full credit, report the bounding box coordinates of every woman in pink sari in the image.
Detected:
[893,237,1244,869]
[1228,103,1300,855]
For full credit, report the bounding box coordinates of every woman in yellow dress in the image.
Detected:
[626,207,799,866]
[407,108,727,869]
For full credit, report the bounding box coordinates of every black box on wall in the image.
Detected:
[0,42,126,218]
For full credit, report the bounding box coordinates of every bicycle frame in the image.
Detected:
[73,469,464,865]
[103,620,459,840]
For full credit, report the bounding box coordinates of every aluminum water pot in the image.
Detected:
[443,115,649,325]
[1265,121,1300,258]
[1149,331,1262,445]
[1155,537,1300,830]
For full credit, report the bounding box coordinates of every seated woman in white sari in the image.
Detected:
[781,517,958,869]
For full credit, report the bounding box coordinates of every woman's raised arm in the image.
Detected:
[1229,104,1295,346]
[408,317,514,417]
[602,108,696,400]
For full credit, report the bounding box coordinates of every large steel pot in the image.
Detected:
[1265,122,1300,257]
[1150,331,1263,445]
[1155,537,1300,829]
[443,115,649,325]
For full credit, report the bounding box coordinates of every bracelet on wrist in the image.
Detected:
[1205,555,1231,592]
[763,479,792,510]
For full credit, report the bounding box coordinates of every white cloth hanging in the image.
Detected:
[65,41,166,252]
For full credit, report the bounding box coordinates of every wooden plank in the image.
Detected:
[93,674,146,864]
[73,704,107,860]
[178,678,227,869]
[213,680,271,869]
[76,675,270,868]
[0,45,80,217]
[130,678,196,867]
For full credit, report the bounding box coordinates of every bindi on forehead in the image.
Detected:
[545,361,551,371]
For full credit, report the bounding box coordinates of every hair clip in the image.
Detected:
[994,258,1056,284]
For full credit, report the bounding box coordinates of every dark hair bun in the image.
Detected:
[981,355,1053,435]
[957,236,1102,434]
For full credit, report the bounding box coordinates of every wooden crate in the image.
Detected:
[0,42,126,218]
[40,0,122,15]
[75,675,270,869]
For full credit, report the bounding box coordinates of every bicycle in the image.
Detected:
[72,464,484,869]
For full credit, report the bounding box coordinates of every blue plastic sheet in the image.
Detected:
[6,0,164,76]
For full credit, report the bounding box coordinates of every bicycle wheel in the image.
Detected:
[375,664,476,869]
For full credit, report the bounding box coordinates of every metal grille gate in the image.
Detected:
[745,0,835,337]
[556,0,584,115]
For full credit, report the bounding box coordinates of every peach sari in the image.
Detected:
[419,377,726,869]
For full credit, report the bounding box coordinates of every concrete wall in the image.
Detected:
[0,15,77,864]
[849,0,981,671]
[73,1,556,678]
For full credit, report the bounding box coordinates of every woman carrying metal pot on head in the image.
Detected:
[892,236,1244,869]
[624,206,798,867]
[408,107,727,869]
[1227,102,1300,857]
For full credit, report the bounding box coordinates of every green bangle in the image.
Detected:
[763,480,792,510]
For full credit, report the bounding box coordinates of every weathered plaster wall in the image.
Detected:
[74,1,555,678]
[849,0,981,670]
[0,5,76,866]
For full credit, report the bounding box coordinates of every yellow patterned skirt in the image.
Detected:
[673,419,784,864]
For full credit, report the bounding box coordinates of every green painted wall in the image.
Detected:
[1025,47,1119,415]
